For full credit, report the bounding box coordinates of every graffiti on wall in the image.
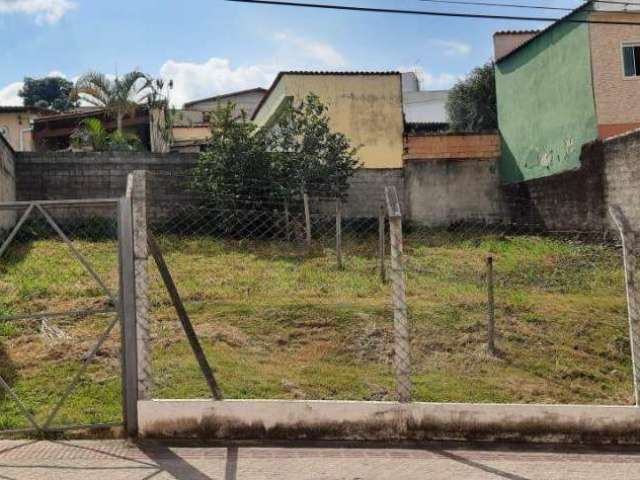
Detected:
[525,135,577,171]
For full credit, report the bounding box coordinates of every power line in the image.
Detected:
[226,0,640,24]
[413,0,574,12]
[411,0,640,16]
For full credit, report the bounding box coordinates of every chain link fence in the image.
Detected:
[146,172,393,401]
[144,172,632,405]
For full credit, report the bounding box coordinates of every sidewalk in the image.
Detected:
[1,439,640,479]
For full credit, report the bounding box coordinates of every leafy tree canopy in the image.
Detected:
[445,63,497,132]
[192,104,273,207]
[270,93,360,199]
[18,76,77,111]
[193,94,360,208]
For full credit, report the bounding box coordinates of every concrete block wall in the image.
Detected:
[603,130,640,230]
[498,128,640,233]
[0,134,16,229]
[15,152,404,220]
[15,152,199,220]
[501,141,607,231]
[405,157,506,226]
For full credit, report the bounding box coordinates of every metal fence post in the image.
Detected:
[610,205,640,405]
[127,171,151,400]
[385,186,411,403]
[378,204,386,283]
[118,196,138,437]
[486,256,496,355]
[336,199,343,269]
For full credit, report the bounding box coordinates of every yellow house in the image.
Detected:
[252,72,405,169]
[0,106,49,151]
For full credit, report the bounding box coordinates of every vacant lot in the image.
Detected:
[0,228,632,431]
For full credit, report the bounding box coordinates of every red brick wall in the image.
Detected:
[403,133,500,161]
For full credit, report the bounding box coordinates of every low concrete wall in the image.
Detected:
[0,134,16,229]
[138,399,640,444]
[405,158,505,226]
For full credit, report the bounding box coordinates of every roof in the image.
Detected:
[494,29,541,36]
[0,106,51,114]
[251,70,401,120]
[183,87,267,108]
[34,105,149,123]
[495,2,593,63]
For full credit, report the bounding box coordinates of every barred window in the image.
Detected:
[623,44,640,77]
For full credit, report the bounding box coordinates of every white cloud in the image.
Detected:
[273,32,347,68]
[399,66,462,90]
[430,39,471,56]
[46,70,66,78]
[0,81,23,106]
[0,0,75,24]
[160,58,279,107]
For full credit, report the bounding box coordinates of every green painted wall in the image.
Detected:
[496,11,599,184]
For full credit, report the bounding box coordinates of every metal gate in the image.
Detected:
[0,198,135,437]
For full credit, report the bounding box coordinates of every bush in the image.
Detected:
[446,63,497,132]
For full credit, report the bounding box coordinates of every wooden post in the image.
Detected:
[385,186,411,403]
[303,192,311,248]
[486,256,496,355]
[379,204,386,283]
[284,199,291,242]
[610,205,640,405]
[148,234,223,400]
[336,199,343,269]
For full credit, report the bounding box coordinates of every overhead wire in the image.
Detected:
[226,0,640,24]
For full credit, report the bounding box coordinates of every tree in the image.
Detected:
[446,63,497,132]
[18,76,77,111]
[192,103,274,208]
[192,94,359,209]
[270,94,360,200]
[70,71,148,132]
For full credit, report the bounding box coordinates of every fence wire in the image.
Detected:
[147,172,393,401]
[145,172,632,405]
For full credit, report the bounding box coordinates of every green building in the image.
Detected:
[495,1,640,184]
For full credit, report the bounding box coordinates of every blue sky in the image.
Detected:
[0,0,584,107]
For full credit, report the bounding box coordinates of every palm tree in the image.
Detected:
[70,70,149,133]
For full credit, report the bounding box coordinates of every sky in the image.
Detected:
[0,0,585,107]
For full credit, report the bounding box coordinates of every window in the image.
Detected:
[623,44,640,77]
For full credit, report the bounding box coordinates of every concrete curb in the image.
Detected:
[139,400,640,444]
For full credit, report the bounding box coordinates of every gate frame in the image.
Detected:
[0,198,139,438]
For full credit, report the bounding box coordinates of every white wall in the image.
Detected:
[403,90,449,123]
[401,72,449,123]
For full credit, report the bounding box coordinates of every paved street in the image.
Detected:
[1,440,640,479]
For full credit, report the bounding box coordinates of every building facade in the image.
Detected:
[0,107,49,151]
[495,1,640,183]
[253,72,405,169]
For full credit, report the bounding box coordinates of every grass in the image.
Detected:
[0,230,632,432]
